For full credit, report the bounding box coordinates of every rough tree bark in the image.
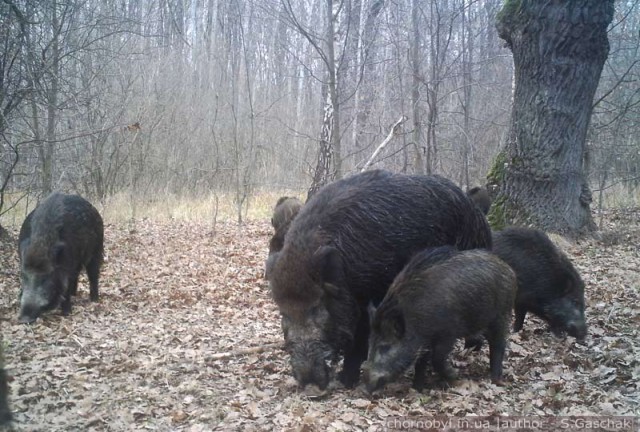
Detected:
[0,224,8,242]
[488,0,614,235]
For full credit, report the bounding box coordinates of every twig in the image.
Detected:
[206,342,283,361]
[361,116,408,172]
[71,335,85,350]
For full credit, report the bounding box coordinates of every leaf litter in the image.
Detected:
[0,210,638,430]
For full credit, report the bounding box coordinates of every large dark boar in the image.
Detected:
[363,247,516,393]
[269,196,303,255]
[18,193,104,323]
[493,227,587,339]
[267,170,492,392]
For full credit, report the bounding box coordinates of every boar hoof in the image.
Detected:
[61,301,71,316]
[436,376,459,389]
[18,314,36,324]
[302,385,328,399]
[491,377,506,386]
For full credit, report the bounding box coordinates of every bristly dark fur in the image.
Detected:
[492,227,587,339]
[366,248,516,392]
[393,245,459,284]
[271,171,492,306]
[18,192,104,322]
[268,197,303,255]
[467,187,491,215]
[268,170,493,389]
[271,197,303,231]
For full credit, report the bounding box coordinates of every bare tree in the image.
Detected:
[352,0,384,152]
[410,0,425,174]
[0,0,635,230]
[282,0,342,197]
[585,0,640,225]
[0,0,33,217]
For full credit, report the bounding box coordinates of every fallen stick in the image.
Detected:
[361,115,408,172]
[207,342,284,361]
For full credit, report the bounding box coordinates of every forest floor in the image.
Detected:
[0,210,639,431]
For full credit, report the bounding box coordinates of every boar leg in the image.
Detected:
[431,337,457,382]
[62,269,81,315]
[487,321,508,385]
[338,317,368,388]
[412,352,430,391]
[61,294,72,316]
[68,266,80,296]
[87,256,101,301]
[513,306,526,332]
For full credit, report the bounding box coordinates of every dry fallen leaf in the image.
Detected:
[0,215,638,429]
[171,409,189,423]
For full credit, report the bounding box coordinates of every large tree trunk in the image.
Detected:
[489,0,614,235]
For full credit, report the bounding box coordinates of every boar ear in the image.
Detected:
[53,242,66,265]
[312,246,344,286]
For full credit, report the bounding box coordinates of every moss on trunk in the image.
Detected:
[487,151,507,187]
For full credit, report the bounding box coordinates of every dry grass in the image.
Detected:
[1,182,638,229]
[594,183,640,210]
[0,190,306,229]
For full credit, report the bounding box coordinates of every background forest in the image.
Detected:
[0,0,638,225]
[1,2,640,429]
